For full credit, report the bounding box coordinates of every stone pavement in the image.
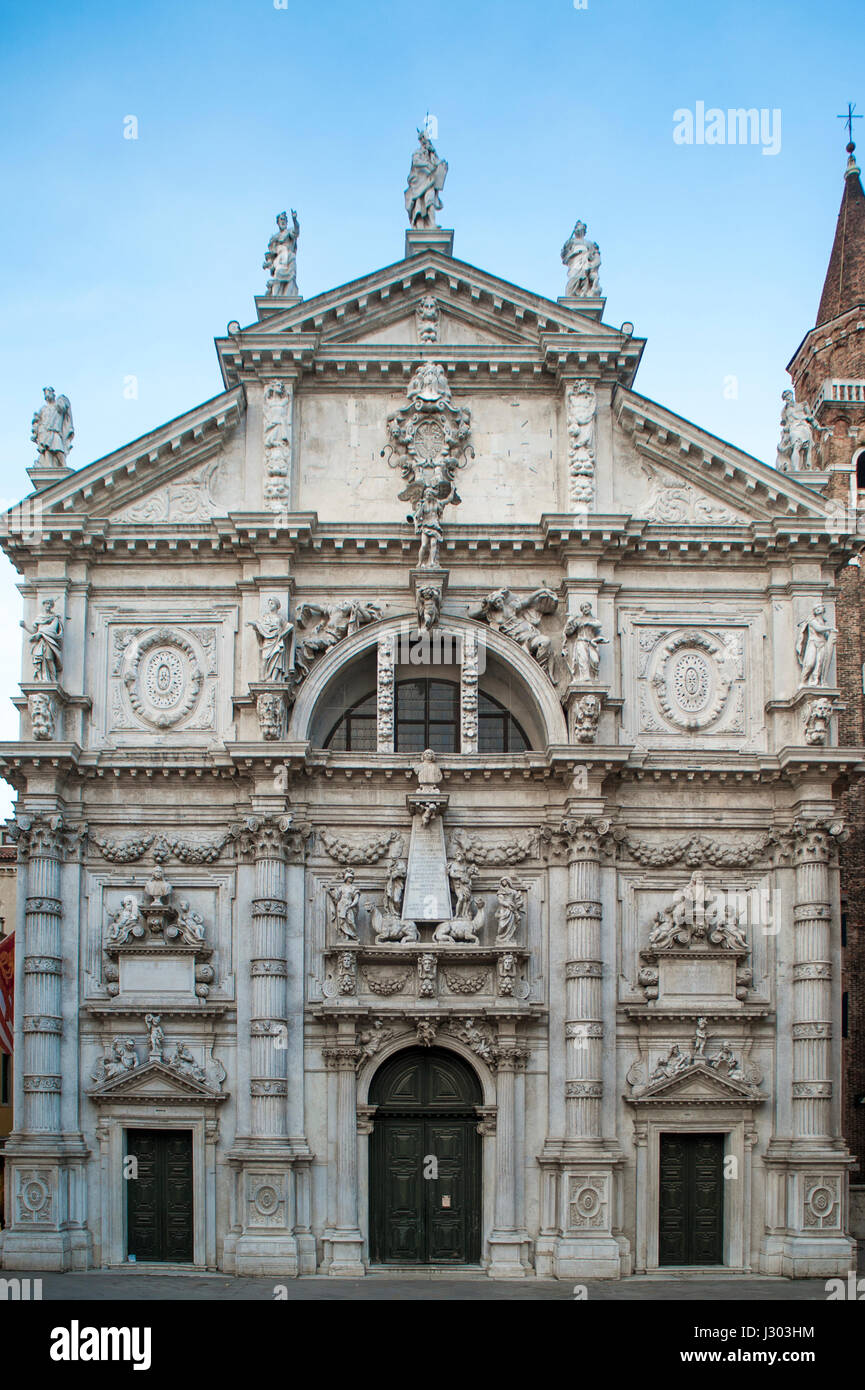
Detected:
[1,1269,849,1300]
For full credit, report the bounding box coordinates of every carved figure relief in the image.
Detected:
[416,296,440,342]
[294,600,383,684]
[468,588,559,679]
[646,871,749,952]
[803,696,834,746]
[383,362,472,505]
[562,602,607,683]
[262,381,292,515]
[795,606,837,687]
[248,600,293,684]
[28,691,56,740]
[328,870,360,941]
[21,598,63,682]
[494,877,527,944]
[566,379,597,508]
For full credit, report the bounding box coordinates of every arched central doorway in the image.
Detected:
[369,1047,483,1266]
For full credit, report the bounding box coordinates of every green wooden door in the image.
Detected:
[370,1049,482,1265]
[126,1130,194,1263]
[658,1133,724,1266]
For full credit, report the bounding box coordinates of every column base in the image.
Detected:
[0,1139,93,1272]
[759,1233,857,1279]
[486,1232,532,1279]
[232,1234,301,1278]
[322,1231,365,1277]
[543,1235,625,1280]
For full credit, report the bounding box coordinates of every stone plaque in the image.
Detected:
[119,955,195,996]
[657,957,738,1007]
[402,815,451,922]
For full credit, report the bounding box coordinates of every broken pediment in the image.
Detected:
[87,1058,226,1105]
[627,1060,763,1106]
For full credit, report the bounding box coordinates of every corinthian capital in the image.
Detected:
[12,812,84,860]
[557,815,612,860]
[232,813,295,861]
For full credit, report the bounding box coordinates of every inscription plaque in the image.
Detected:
[402,815,451,922]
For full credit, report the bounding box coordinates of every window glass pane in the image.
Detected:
[478,717,506,753]
[347,719,376,752]
[429,682,458,717]
[397,682,425,717]
[478,694,499,715]
[507,718,527,752]
[327,724,347,750]
[428,724,456,752]
[397,725,427,752]
[351,694,377,718]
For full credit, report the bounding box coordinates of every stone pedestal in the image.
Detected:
[405,228,454,258]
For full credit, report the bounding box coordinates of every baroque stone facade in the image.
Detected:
[0,160,861,1279]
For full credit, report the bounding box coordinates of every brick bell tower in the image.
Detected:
[788,121,865,1210]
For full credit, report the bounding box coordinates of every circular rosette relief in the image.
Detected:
[648,630,738,732]
[122,627,204,729]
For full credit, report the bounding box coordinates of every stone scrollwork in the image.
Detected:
[262,380,292,515]
[377,631,395,752]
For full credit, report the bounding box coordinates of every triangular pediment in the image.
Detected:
[629,1061,762,1105]
[215,250,643,384]
[6,388,245,528]
[87,1059,226,1104]
[614,386,836,523]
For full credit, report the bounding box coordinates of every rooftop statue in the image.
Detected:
[405,130,448,229]
[263,210,300,297]
[561,221,602,297]
[776,389,828,472]
[31,387,74,469]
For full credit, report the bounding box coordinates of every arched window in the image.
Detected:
[324,678,529,753]
[856,449,865,492]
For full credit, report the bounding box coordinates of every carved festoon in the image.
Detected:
[565,380,597,509]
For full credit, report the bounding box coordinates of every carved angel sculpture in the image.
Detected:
[294,599,383,681]
[468,588,559,678]
[106,895,145,944]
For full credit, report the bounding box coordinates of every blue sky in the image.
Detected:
[0,0,860,814]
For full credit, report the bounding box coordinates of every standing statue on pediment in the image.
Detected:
[263,210,300,297]
[248,597,293,683]
[405,130,448,229]
[795,604,837,687]
[21,597,63,682]
[31,387,74,469]
[561,221,602,297]
[779,390,828,472]
[562,602,607,683]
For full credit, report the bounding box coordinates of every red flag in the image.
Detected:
[0,932,14,1055]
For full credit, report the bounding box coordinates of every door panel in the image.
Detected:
[658,1133,724,1266]
[127,1130,194,1263]
[369,1048,482,1265]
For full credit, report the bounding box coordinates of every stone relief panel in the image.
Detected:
[89,606,236,746]
[620,613,764,748]
[616,868,773,1007]
[113,453,240,524]
[84,871,235,1004]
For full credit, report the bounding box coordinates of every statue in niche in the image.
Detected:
[31,387,74,468]
[494,876,527,944]
[263,210,300,297]
[21,598,63,682]
[405,129,448,229]
[145,1013,165,1062]
[448,844,476,919]
[248,597,293,683]
[411,486,448,569]
[795,604,837,687]
[562,601,607,683]
[468,588,559,678]
[328,869,360,941]
[294,599,383,681]
[778,390,828,472]
[106,894,145,945]
[561,221,602,297]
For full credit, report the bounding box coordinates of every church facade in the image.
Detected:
[0,135,861,1280]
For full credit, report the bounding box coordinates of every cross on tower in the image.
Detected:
[837,102,863,144]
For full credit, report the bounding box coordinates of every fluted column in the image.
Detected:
[791,822,835,1139]
[248,815,291,1138]
[322,1021,364,1276]
[564,817,607,1139]
[19,813,65,1134]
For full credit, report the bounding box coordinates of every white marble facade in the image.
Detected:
[0,220,859,1280]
